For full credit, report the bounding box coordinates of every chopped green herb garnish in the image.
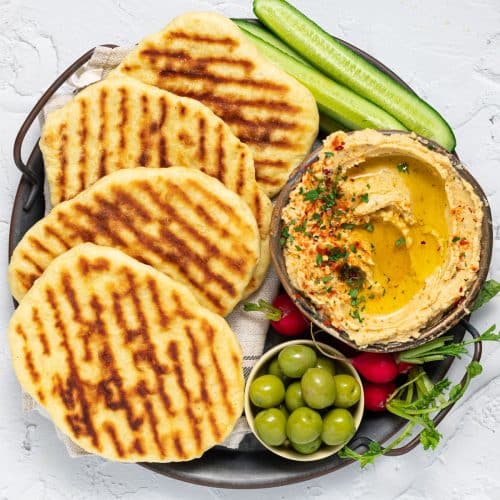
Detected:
[316,253,323,266]
[341,223,355,231]
[304,189,320,202]
[350,244,357,253]
[452,236,461,243]
[294,221,307,233]
[360,193,369,203]
[280,225,292,246]
[350,308,364,323]
[324,151,334,157]
[294,245,302,251]
[395,237,406,248]
[322,276,334,283]
[329,247,348,262]
[362,223,374,232]
[397,162,409,173]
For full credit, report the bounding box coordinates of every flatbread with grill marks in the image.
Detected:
[114,12,319,197]
[8,167,260,316]
[9,243,244,462]
[40,75,271,296]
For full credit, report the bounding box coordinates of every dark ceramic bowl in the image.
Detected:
[270,130,493,353]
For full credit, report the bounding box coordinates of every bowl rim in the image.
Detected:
[244,339,365,462]
[270,130,493,353]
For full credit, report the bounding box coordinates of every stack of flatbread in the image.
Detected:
[8,12,318,463]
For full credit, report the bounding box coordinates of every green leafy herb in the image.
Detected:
[341,359,484,468]
[280,225,291,246]
[316,253,323,266]
[452,236,461,243]
[328,247,348,262]
[304,189,320,202]
[243,299,282,321]
[360,193,369,203]
[362,223,374,233]
[339,441,383,468]
[472,279,500,311]
[397,162,409,173]
[294,221,307,233]
[324,151,334,158]
[341,223,355,231]
[395,237,406,248]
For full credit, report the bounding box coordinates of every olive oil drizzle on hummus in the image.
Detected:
[283,150,451,321]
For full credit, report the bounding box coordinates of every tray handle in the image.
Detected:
[13,45,116,211]
[350,319,482,458]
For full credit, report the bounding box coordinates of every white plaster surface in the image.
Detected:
[1,0,500,498]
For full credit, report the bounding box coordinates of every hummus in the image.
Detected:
[281,130,483,346]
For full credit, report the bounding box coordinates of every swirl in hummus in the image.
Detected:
[281,130,483,347]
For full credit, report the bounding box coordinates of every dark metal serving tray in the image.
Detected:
[9,21,484,489]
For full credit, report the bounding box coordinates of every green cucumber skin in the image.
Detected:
[233,19,311,66]
[235,23,340,133]
[318,106,346,133]
[243,30,406,132]
[253,0,456,151]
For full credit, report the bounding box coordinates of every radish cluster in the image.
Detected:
[350,352,413,412]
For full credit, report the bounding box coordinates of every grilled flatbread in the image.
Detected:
[115,12,319,197]
[40,75,271,296]
[8,167,260,316]
[9,243,244,462]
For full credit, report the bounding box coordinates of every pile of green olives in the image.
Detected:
[249,344,361,455]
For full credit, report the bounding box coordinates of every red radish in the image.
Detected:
[397,361,415,375]
[350,352,398,384]
[363,382,396,412]
[243,293,310,336]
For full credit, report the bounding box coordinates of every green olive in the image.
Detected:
[333,374,361,408]
[301,367,336,409]
[291,436,322,454]
[268,358,287,381]
[285,381,306,411]
[278,345,317,378]
[321,408,356,446]
[249,374,285,408]
[315,356,336,375]
[286,407,323,444]
[254,408,287,446]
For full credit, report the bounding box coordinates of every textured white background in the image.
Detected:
[1,0,500,498]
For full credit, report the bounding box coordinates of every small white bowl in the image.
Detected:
[244,339,364,461]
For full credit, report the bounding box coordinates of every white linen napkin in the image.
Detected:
[22,45,280,457]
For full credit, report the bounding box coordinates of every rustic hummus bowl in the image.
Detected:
[271,130,492,353]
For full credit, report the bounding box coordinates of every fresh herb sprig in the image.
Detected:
[340,360,484,467]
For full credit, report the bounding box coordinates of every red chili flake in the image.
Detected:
[459,239,469,246]
[421,241,426,245]
[471,266,478,272]
[331,136,345,151]
[459,286,463,293]
[323,168,332,175]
